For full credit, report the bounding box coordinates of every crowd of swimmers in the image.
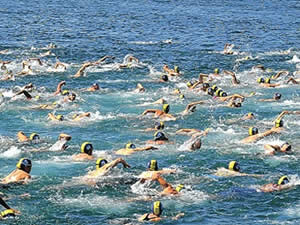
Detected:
[0,43,300,221]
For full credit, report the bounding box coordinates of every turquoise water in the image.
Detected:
[0,0,300,224]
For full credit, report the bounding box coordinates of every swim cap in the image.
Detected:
[203,83,210,89]
[125,143,136,149]
[0,209,15,218]
[274,93,281,100]
[61,90,70,96]
[161,75,168,82]
[248,127,258,136]
[96,158,108,169]
[179,94,185,99]
[235,102,242,107]
[81,142,93,155]
[214,68,219,74]
[93,83,99,89]
[174,88,181,94]
[228,161,240,172]
[257,77,265,83]
[35,95,40,100]
[148,160,158,171]
[211,85,218,92]
[265,78,271,84]
[186,81,193,88]
[215,88,222,97]
[248,112,254,117]
[56,114,64,121]
[275,119,283,128]
[176,184,184,192]
[154,121,164,130]
[174,66,179,73]
[220,91,227,97]
[207,88,214,96]
[278,176,289,185]
[29,133,40,141]
[281,142,292,152]
[16,158,32,172]
[152,201,163,216]
[162,104,170,113]
[154,131,168,141]
[72,114,79,119]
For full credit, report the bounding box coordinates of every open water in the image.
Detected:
[0,0,300,224]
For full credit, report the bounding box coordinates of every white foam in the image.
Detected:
[0,146,21,158]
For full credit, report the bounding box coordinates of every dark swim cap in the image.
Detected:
[274,93,281,100]
[96,158,108,169]
[81,142,93,155]
[162,104,170,113]
[16,158,32,171]
[207,88,214,96]
[161,75,168,82]
[154,132,168,141]
[203,83,210,89]
[154,121,164,130]
[248,127,258,136]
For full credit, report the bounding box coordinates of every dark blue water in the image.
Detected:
[0,0,300,224]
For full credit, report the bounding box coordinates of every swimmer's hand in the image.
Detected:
[172,213,184,220]
[10,208,21,215]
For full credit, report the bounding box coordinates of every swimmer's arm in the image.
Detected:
[95,55,114,64]
[176,128,198,134]
[224,70,240,85]
[151,98,166,105]
[53,81,66,95]
[107,158,131,169]
[0,197,11,209]
[172,213,185,220]
[13,90,32,100]
[272,70,289,79]
[259,99,275,102]
[48,113,58,121]
[198,73,208,82]
[152,174,171,189]
[141,109,157,115]
[74,62,92,77]
[134,146,158,151]
[286,77,299,84]
[190,81,202,89]
[186,101,205,111]
[158,169,177,175]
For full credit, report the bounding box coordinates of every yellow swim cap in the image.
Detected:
[174,66,179,73]
[152,201,163,216]
[186,81,192,88]
[265,78,271,84]
[81,142,93,155]
[29,133,40,141]
[179,94,185,99]
[174,88,181,94]
[176,184,184,192]
[56,115,63,121]
[248,127,258,136]
[211,85,218,91]
[96,158,108,169]
[228,161,240,172]
[0,209,15,218]
[16,158,32,171]
[148,160,158,171]
[214,68,219,74]
[215,88,222,97]
[125,143,136,149]
[257,77,264,83]
[35,95,40,100]
[72,114,79,119]
[278,176,289,185]
[52,101,57,105]
[162,104,170,113]
[248,112,254,117]
[275,119,283,128]
[61,90,70,96]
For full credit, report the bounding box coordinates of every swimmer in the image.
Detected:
[115,143,158,155]
[259,176,291,193]
[223,43,235,55]
[257,77,280,88]
[53,81,66,96]
[271,70,289,80]
[259,93,282,102]
[53,61,67,71]
[48,113,64,121]
[181,100,205,115]
[145,121,165,132]
[148,98,167,105]
[162,64,180,76]
[17,131,40,143]
[176,128,210,136]
[227,112,255,124]
[72,142,94,161]
[264,142,292,155]
[241,124,283,144]
[141,104,176,120]
[49,133,72,151]
[183,135,202,151]
[119,55,139,68]
[134,83,145,93]
[150,173,184,196]
[160,74,169,82]
[33,101,58,110]
[146,131,172,145]
[217,93,244,102]
[138,201,184,222]
[17,61,33,76]
[138,160,176,180]
[86,83,100,92]
[72,112,91,121]
[1,159,32,184]
[224,70,240,85]
[83,157,130,178]
[214,161,262,177]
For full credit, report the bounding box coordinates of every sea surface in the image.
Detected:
[0,0,300,224]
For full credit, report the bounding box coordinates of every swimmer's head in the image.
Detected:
[61,90,70,96]
[248,127,258,136]
[68,93,76,101]
[0,209,15,218]
[206,88,214,96]
[56,114,64,121]
[214,68,219,74]
[228,161,240,172]
[190,105,197,112]
[162,104,170,113]
[247,112,254,117]
[265,78,271,84]
[202,83,210,89]
[278,176,289,185]
[152,201,163,216]
[175,184,184,192]
[154,131,168,141]
[174,88,181,94]
[179,94,185,99]
[274,93,281,100]
[215,88,222,97]
[281,142,292,152]
[125,142,136,150]
[211,85,218,92]
[72,114,79,119]
[174,66,179,73]
[275,119,283,128]
[29,133,40,141]
[81,142,93,155]
[161,75,168,82]
[1,65,7,70]
[191,138,201,150]
[154,121,164,130]
[186,81,193,88]
[257,77,265,84]
[220,91,227,97]
[92,83,99,90]
[16,158,32,173]
[148,160,158,171]
[96,158,108,169]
